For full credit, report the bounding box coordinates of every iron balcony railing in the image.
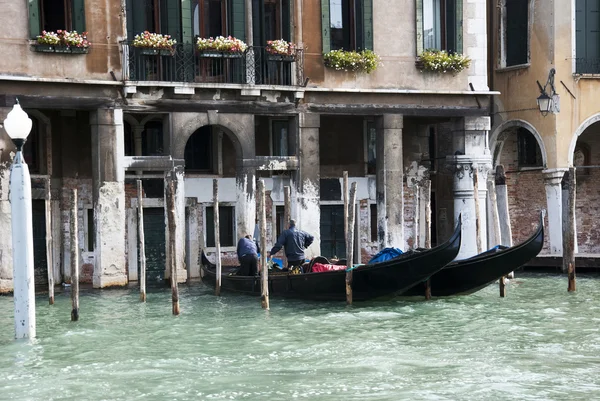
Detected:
[574,58,600,74]
[121,42,305,86]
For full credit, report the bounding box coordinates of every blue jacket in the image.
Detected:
[269,226,314,261]
[237,237,260,262]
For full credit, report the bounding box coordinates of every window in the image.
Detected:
[142,120,164,156]
[517,128,542,167]
[321,0,373,53]
[206,206,235,247]
[86,209,95,252]
[185,126,214,172]
[271,120,289,156]
[575,0,600,73]
[370,203,377,242]
[275,205,285,239]
[194,0,227,38]
[29,0,85,38]
[502,0,529,67]
[23,118,42,174]
[417,0,462,54]
[365,120,376,175]
[126,0,182,42]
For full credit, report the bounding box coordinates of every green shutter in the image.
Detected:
[128,0,148,38]
[72,0,86,33]
[163,0,182,40]
[415,0,423,55]
[321,0,330,53]
[125,0,134,39]
[230,0,246,41]
[363,0,373,50]
[181,0,192,43]
[28,0,40,38]
[455,0,463,53]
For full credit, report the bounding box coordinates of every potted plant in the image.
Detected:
[34,30,90,53]
[323,49,381,73]
[416,49,471,74]
[132,31,177,55]
[196,36,247,58]
[266,39,296,61]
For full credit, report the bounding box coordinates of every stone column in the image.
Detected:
[376,114,404,249]
[236,165,256,241]
[543,168,567,254]
[0,107,15,293]
[295,113,320,257]
[448,116,492,259]
[90,108,127,288]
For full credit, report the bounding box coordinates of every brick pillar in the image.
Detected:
[0,107,15,293]
[543,168,567,254]
[295,113,320,258]
[90,108,127,288]
[448,116,492,259]
[376,114,405,249]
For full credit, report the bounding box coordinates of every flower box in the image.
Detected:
[267,54,296,62]
[139,48,173,56]
[197,50,244,58]
[32,44,89,54]
[35,30,90,54]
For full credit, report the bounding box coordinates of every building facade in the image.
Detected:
[0,0,494,292]
[489,0,600,257]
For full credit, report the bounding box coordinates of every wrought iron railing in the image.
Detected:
[574,58,600,74]
[121,42,304,86]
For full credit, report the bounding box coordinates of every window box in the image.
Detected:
[139,48,174,56]
[197,50,244,58]
[32,44,89,54]
[267,54,296,62]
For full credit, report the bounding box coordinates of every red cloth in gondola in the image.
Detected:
[311,263,347,273]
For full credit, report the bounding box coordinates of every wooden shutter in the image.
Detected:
[455,0,462,54]
[576,0,600,72]
[72,0,86,33]
[127,0,149,39]
[282,0,291,42]
[181,0,193,43]
[363,0,373,50]
[28,0,40,38]
[321,0,330,53]
[230,0,246,41]
[163,0,182,41]
[415,0,423,55]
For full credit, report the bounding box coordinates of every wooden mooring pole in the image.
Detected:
[423,179,432,300]
[283,186,291,268]
[343,171,349,242]
[495,165,514,279]
[472,167,483,255]
[345,182,357,305]
[487,176,505,297]
[70,189,79,322]
[137,180,147,302]
[167,177,180,315]
[213,179,222,296]
[258,180,270,310]
[45,178,54,305]
[414,184,420,249]
[562,168,576,292]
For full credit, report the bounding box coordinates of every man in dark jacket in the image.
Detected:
[236,235,260,276]
[269,219,314,269]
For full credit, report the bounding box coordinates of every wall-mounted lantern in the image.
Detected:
[537,68,560,116]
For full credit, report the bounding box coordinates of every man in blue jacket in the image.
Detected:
[236,235,260,276]
[269,219,314,270]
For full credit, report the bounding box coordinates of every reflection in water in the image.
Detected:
[2,274,600,400]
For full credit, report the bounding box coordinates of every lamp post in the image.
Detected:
[3,100,35,339]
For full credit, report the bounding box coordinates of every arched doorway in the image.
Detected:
[184,125,236,177]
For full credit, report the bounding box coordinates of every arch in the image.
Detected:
[25,109,52,175]
[489,119,548,167]
[568,113,600,165]
[123,113,140,127]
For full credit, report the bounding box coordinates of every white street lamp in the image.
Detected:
[3,100,36,339]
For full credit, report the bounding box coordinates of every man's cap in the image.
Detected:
[289,219,296,226]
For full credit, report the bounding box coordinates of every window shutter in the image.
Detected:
[415,0,423,55]
[576,0,586,61]
[181,0,193,43]
[28,0,40,38]
[230,0,246,41]
[163,0,182,41]
[125,0,134,39]
[321,0,330,53]
[128,0,148,38]
[363,0,373,50]
[72,0,86,33]
[585,0,600,61]
[282,0,291,42]
[455,0,463,53]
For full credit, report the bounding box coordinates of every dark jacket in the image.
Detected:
[237,237,260,263]
[269,226,314,261]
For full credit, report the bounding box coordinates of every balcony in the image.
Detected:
[121,42,304,87]
[575,59,600,75]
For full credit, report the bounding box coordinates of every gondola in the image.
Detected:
[403,211,544,297]
[200,219,462,302]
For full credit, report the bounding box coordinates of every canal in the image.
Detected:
[1,273,600,400]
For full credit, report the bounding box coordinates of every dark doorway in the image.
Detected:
[32,200,48,289]
[320,205,346,259]
[141,208,166,286]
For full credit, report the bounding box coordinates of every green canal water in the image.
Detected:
[1,273,600,400]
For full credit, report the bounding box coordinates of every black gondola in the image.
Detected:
[200,219,462,301]
[404,211,544,297]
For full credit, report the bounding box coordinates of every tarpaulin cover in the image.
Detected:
[368,247,404,264]
[311,263,347,273]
